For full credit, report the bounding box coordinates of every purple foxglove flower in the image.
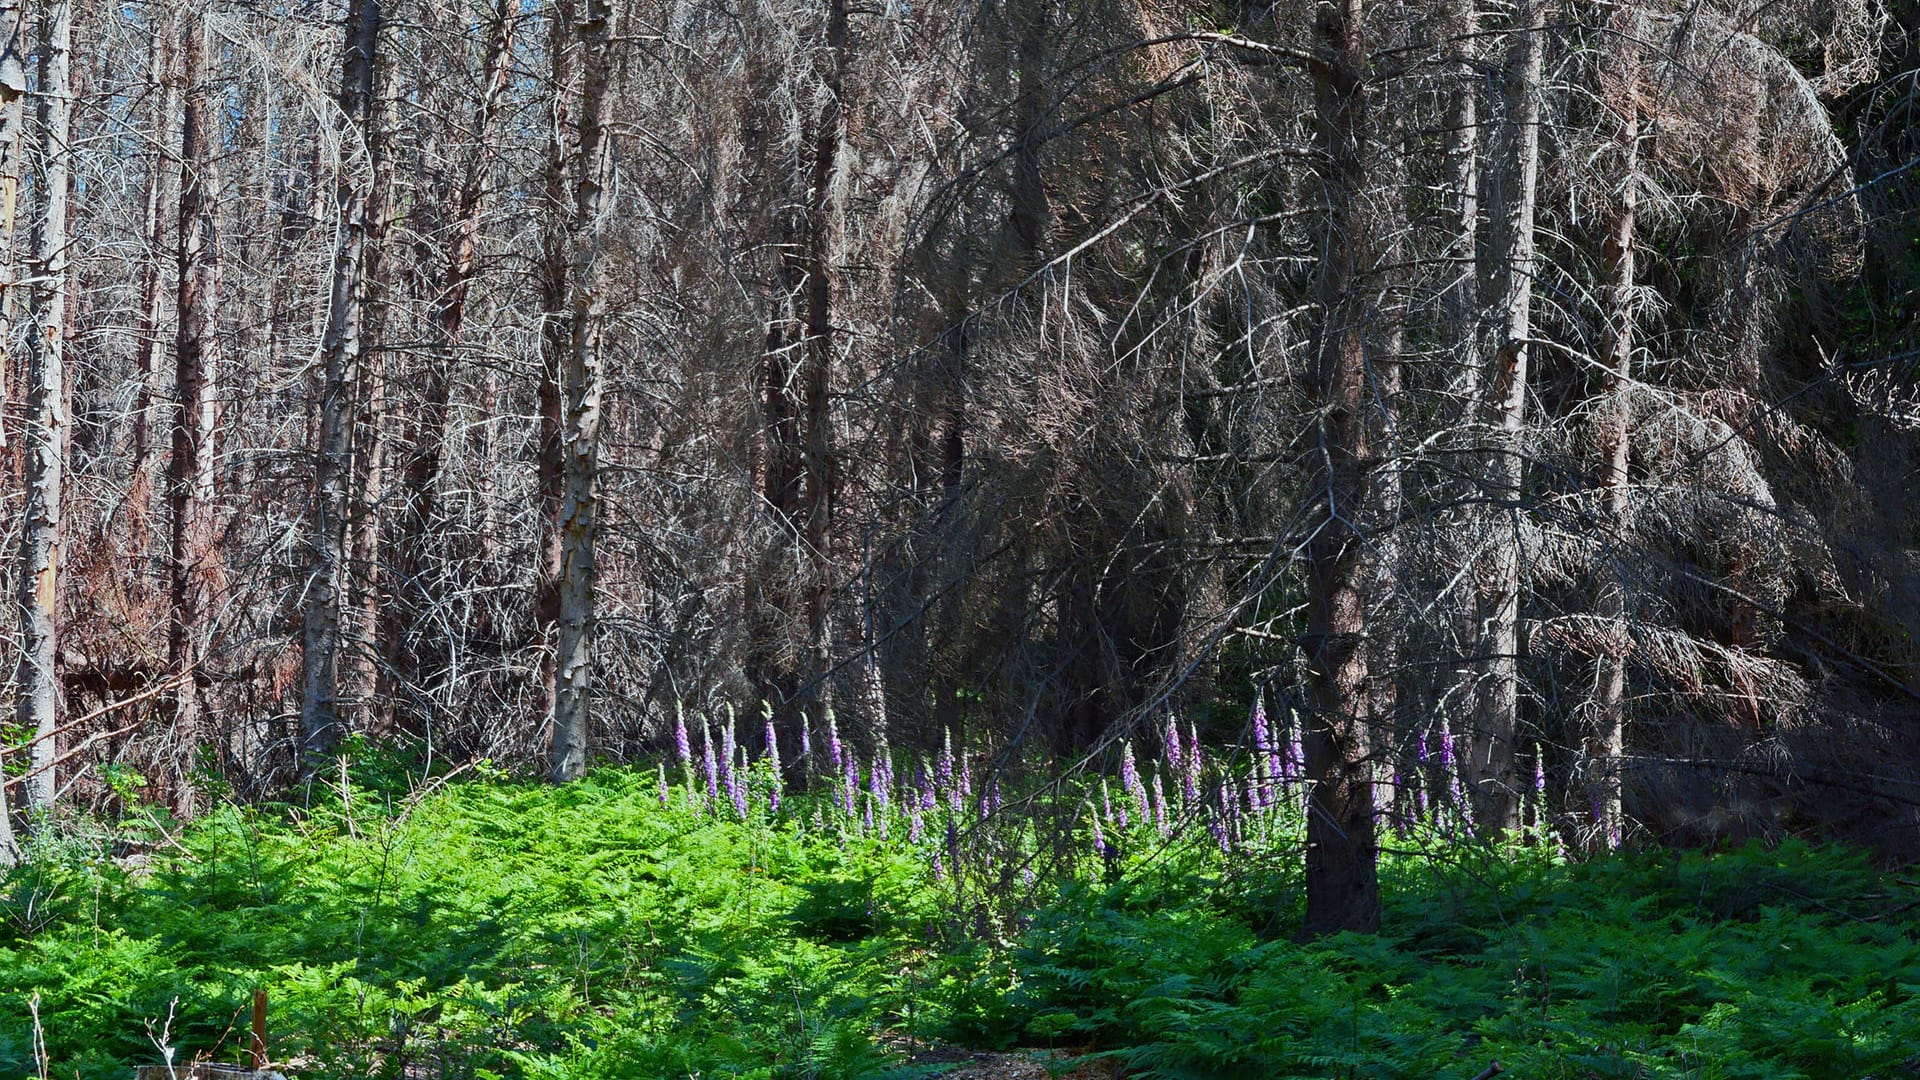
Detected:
[701,719,719,805]
[937,730,955,791]
[843,753,859,818]
[908,806,924,844]
[869,754,890,817]
[1101,779,1115,825]
[658,763,670,806]
[960,755,973,800]
[764,718,780,771]
[931,851,944,881]
[1533,753,1546,793]
[1152,769,1170,836]
[863,797,875,835]
[1122,741,1149,821]
[723,748,746,819]
[801,721,812,759]
[827,710,844,771]
[1164,716,1184,775]
[986,779,1001,817]
[1092,813,1110,859]
[674,711,692,765]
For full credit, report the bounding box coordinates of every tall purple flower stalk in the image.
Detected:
[674,713,692,766]
[730,747,750,818]
[657,762,670,806]
[1092,812,1111,860]
[1121,741,1149,822]
[842,752,859,819]
[826,710,844,771]
[1164,716,1184,780]
[908,805,925,844]
[1151,768,1170,836]
[1251,700,1275,809]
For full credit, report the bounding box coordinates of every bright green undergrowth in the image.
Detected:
[2,762,1917,1079]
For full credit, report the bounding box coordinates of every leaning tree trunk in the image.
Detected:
[300,0,381,774]
[1586,14,1641,853]
[541,0,615,782]
[1466,0,1544,835]
[0,0,24,864]
[166,11,223,817]
[1300,0,1384,939]
[13,0,69,813]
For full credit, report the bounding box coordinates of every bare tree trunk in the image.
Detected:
[541,0,615,782]
[167,12,223,817]
[301,0,381,773]
[125,23,177,557]
[347,66,396,735]
[0,0,26,862]
[1586,21,1639,853]
[13,0,70,812]
[1300,0,1383,938]
[1466,0,1544,835]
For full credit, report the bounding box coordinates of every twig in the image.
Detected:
[1470,1062,1504,1080]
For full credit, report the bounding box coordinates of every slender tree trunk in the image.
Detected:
[1466,0,1544,835]
[167,12,223,817]
[346,62,395,735]
[0,0,25,862]
[125,24,177,557]
[541,0,615,782]
[301,0,381,773]
[1586,23,1639,853]
[13,0,71,812]
[1300,0,1383,938]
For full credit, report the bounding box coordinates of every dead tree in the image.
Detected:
[11,0,65,811]
[301,0,382,772]
[1300,0,1385,938]
[166,11,223,816]
[538,0,615,782]
[1466,0,1545,835]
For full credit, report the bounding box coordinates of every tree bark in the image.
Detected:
[13,0,70,812]
[125,22,177,557]
[1586,17,1639,853]
[1466,0,1544,835]
[166,12,223,817]
[301,0,382,773]
[1300,0,1383,938]
[541,0,615,782]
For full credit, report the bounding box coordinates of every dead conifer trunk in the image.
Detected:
[301,0,382,773]
[13,0,68,812]
[1466,0,1545,835]
[540,0,615,782]
[166,12,223,816]
[1300,0,1383,938]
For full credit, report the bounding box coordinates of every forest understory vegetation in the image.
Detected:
[3,0,1920,1072]
[3,742,1920,1079]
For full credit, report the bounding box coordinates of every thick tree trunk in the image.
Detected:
[167,12,223,817]
[1301,0,1383,938]
[301,0,381,773]
[1586,27,1639,853]
[13,0,70,812]
[1466,0,1544,835]
[541,0,615,782]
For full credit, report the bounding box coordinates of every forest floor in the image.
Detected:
[3,761,1919,1078]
